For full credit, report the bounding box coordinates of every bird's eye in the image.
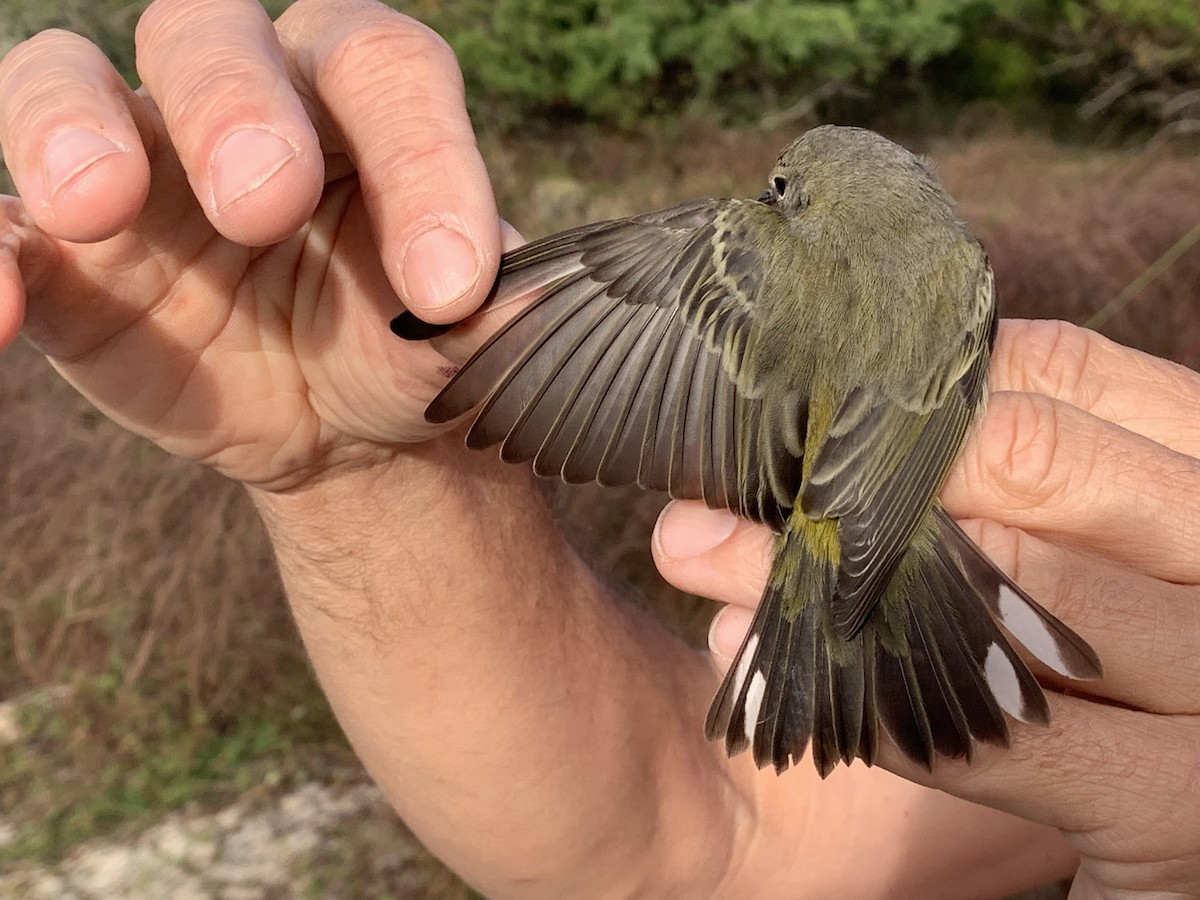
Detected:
[773,176,787,196]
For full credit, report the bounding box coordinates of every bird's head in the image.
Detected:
[760,125,952,233]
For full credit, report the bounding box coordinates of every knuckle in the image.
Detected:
[379,132,475,180]
[344,137,462,218]
[1010,318,1107,408]
[155,57,276,134]
[3,28,91,67]
[134,0,177,52]
[317,16,464,101]
[1,30,97,96]
[0,41,115,137]
[978,391,1077,513]
[358,130,481,213]
[135,0,282,132]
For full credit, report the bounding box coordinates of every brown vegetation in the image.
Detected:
[938,134,1200,367]
[0,341,301,709]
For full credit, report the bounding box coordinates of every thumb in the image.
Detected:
[651,499,775,670]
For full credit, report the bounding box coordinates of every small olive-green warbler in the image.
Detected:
[392,125,1102,776]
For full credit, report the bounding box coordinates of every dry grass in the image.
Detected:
[0,342,299,710]
[1,128,1197,886]
[936,133,1200,367]
[0,340,354,862]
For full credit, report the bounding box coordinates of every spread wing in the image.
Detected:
[424,199,806,529]
[801,264,998,638]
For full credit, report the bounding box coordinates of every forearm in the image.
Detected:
[248,438,745,897]
[249,438,1073,899]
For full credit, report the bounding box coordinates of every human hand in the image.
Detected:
[0,0,505,491]
[654,319,1200,898]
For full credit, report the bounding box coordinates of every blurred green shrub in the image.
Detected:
[995,0,1200,137]
[413,0,988,126]
[0,0,1196,134]
[409,0,1200,135]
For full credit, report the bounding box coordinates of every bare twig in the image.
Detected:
[759,82,865,130]
[1085,219,1200,330]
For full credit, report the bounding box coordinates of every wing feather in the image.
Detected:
[580,304,674,485]
[549,303,650,481]
[426,199,804,528]
[596,308,684,486]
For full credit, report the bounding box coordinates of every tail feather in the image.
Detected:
[705,580,785,759]
[758,609,798,769]
[928,531,1051,727]
[738,590,785,762]
[829,646,866,768]
[707,509,1099,775]
[857,654,880,769]
[768,611,817,770]
[902,598,973,762]
[705,547,805,771]
[810,631,841,775]
[919,562,1011,745]
[934,508,1103,681]
[873,649,936,769]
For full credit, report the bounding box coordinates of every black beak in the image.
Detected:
[758,189,775,204]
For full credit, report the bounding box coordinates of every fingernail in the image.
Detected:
[42,128,124,200]
[400,224,481,311]
[209,127,297,212]
[655,501,738,560]
[709,606,753,664]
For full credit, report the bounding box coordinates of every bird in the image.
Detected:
[391,125,1102,777]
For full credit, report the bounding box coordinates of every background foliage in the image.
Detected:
[408,0,1200,135]
[1,0,1197,137]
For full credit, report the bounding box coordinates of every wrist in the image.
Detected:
[247,435,542,579]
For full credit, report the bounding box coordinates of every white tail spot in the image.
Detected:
[744,671,767,747]
[996,585,1073,676]
[983,642,1029,721]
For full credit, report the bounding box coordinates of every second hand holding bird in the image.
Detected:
[392,125,1102,776]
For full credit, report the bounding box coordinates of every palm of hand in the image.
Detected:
[7,147,456,491]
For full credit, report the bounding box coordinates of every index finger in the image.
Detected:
[991,319,1200,459]
[277,0,501,324]
[133,0,325,246]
